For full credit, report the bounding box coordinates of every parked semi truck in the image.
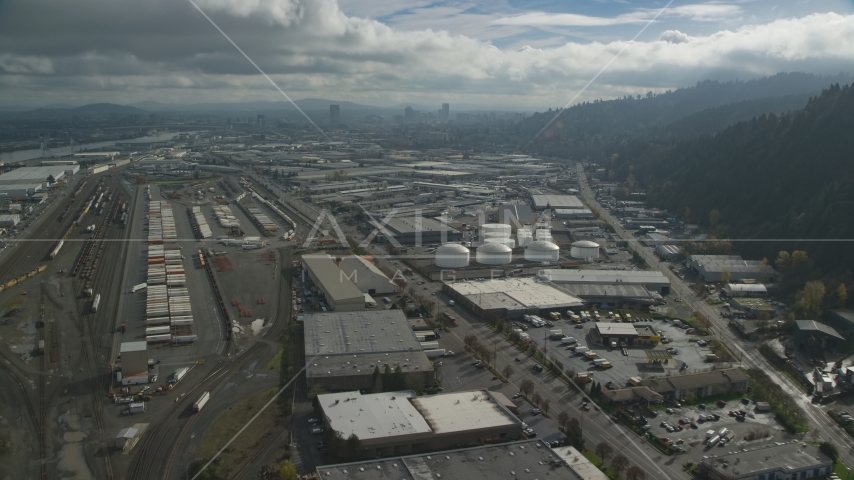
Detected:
[92,294,101,313]
[193,391,210,413]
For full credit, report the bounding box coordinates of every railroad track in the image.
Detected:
[0,176,106,286]
[62,175,127,480]
[128,343,268,480]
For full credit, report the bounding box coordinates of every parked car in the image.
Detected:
[531,409,541,415]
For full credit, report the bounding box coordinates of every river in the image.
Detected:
[0,131,184,164]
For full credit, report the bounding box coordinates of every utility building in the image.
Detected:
[301,254,366,311]
[338,256,399,295]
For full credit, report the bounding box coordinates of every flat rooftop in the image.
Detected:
[317,440,583,480]
[410,390,520,434]
[595,323,639,336]
[375,216,461,235]
[303,310,422,356]
[531,194,582,209]
[704,441,831,476]
[556,283,654,300]
[0,166,69,184]
[318,391,431,440]
[539,269,670,286]
[446,278,583,311]
[302,254,365,303]
[306,351,433,380]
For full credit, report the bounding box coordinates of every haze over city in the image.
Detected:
[2,1,854,480]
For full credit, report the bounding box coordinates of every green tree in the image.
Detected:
[346,433,363,459]
[279,460,298,480]
[795,280,826,319]
[819,441,838,460]
[775,251,792,272]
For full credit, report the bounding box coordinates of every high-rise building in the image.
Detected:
[404,106,414,122]
[439,103,450,121]
[256,114,265,128]
[330,104,340,123]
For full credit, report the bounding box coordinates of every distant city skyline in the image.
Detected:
[0,0,852,109]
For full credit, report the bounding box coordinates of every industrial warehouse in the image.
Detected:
[302,310,435,394]
[316,389,523,457]
[442,277,583,318]
[538,269,671,294]
[686,254,779,283]
[316,441,606,480]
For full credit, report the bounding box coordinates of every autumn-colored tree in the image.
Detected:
[837,283,849,308]
[541,399,550,415]
[720,269,731,285]
[558,411,569,427]
[709,209,721,228]
[279,460,298,480]
[502,364,514,380]
[520,379,535,397]
[532,392,542,406]
[626,465,647,480]
[595,442,614,463]
[611,454,629,477]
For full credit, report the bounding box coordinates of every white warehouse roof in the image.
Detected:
[539,269,670,286]
[410,390,519,434]
[319,391,431,440]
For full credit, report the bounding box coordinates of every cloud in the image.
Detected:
[659,30,692,43]
[492,3,742,27]
[0,0,851,108]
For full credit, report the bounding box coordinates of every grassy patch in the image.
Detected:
[705,298,724,305]
[744,368,809,433]
[835,460,854,480]
[708,338,734,362]
[266,346,283,372]
[196,387,284,478]
[581,450,619,479]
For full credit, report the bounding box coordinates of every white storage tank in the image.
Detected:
[485,237,515,248]
[570,240,600,259]
[435,243,470,268]
[517,228,534,247]
[476,243,512,265]
[535,228,552,242]
[524,240,560,262]
[481,223,511,237]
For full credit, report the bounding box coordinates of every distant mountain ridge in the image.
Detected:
[521,72,851,157]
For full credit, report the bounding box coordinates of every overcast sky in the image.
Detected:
[1,0,853,110]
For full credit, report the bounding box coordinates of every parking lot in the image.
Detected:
[642,398,799,459]
[432,331,565,444]
[519,316,717,389]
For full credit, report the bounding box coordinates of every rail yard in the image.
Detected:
[0,159,298,479]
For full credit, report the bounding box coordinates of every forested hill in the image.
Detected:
[628,83,854,273]
[521,72,848,158]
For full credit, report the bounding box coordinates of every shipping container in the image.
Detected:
[193,392,210,412]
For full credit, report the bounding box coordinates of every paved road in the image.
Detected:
[575,162,854,465]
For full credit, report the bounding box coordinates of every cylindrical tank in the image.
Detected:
[485,237,515,248]
[535,229,552,242]
[476,243,512,265]
[481,223,511,237]
[570,240,600,259]
[435,243,470,268]
[517,229,533,247]
[524,240,560,262]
